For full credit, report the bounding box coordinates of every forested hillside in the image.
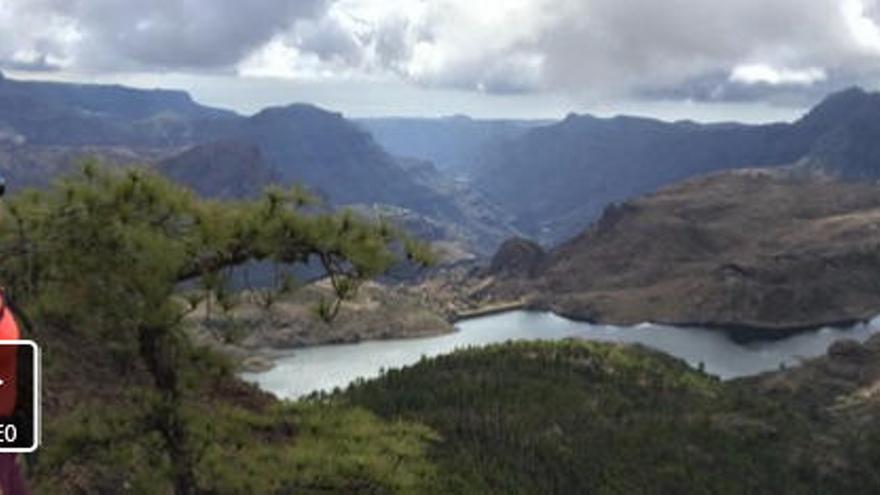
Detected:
[341,340,880,494]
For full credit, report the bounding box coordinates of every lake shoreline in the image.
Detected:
[237,302,878,370]
[448,297,877,343]
[546,304,875,343]
[233,325,459,372]
[242,309,880,400]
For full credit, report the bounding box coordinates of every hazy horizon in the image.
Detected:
[5,69,812,124]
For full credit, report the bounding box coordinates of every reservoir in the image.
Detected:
[242,310,880,400]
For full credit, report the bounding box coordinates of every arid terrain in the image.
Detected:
[412,168,880,333]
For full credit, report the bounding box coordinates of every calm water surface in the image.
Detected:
[242,310,880,400]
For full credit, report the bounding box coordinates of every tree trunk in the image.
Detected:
[138,324,197,495]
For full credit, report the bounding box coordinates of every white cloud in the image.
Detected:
[237,37,312,79]
[843,0,880,53]
[730,64,828,86]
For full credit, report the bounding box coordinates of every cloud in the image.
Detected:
[5,0,880,105]
[264,0,880,101]
[0,0,328,71]
[234,0,558,92]
[0,52,62,72]
[635,71,847,107]
[843,0,880,52]
[730,65,828,86]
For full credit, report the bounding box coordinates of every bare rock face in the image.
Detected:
[487,237,546,278]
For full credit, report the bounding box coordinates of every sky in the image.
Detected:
[2,0,880,122]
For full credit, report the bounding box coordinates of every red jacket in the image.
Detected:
[0,294,19,416]
[0,292,28,495]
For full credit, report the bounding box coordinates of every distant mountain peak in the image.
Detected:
[793,86,880,178]
[253,103,342,121]
[555,112,601,129]
[798,86,877,128]
[830,85,868,98]
[815,86,871,108]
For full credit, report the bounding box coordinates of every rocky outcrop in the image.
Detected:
[487,237,545,277]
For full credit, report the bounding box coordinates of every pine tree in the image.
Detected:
[0,160,432,494]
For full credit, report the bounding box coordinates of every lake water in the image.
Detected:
[241,310,880,400]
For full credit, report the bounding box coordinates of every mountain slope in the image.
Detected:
[210,104,456,209]
[0,70,235,147]
[798,87,880,178]
[358,157,521,258]
[439,169,880,331]
[342,339,879,494]
[0,142,173,192]
[0,73,459,211]
[0,73,518,256]
[155,140,281,199]
[357,116,543,175]
[473,88,880,244]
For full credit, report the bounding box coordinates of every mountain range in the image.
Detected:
[4,69,880,260]
[471,87,880,244]
[357,116,545,176]
[0,71,518,259]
